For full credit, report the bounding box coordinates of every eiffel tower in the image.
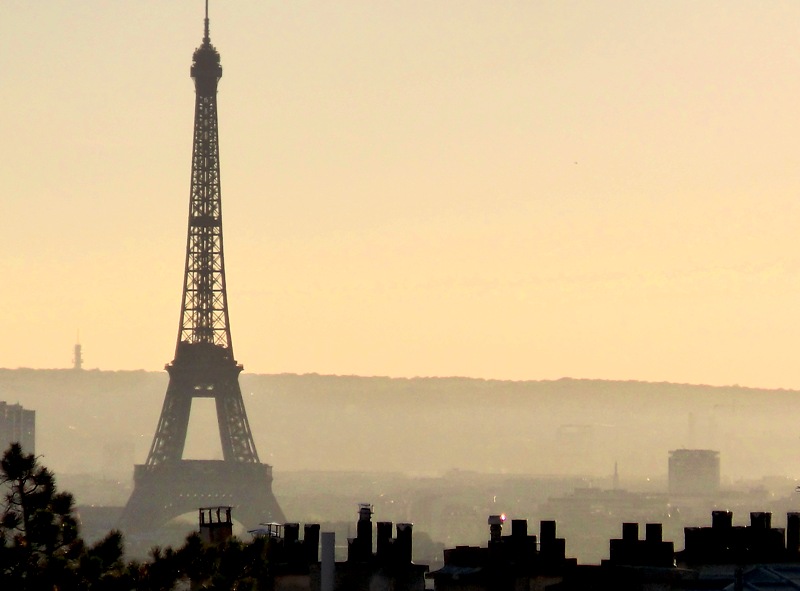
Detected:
[120,2,284,533]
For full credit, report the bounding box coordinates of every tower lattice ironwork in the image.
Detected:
[120,3,284,532]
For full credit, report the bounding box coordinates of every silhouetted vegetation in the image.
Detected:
[0,443,126,588]
[0,443,282,590]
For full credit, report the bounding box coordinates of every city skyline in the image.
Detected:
[5,1,800,388]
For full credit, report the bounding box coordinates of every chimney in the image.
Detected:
[750,512,771,530]
[198,506,233,545]
[488,515,505,543]
[540,520,557,552]
[645,523,662,543]
[304,524,320,563]
[712,511,733,530]
[376,522,393,563]
[622,522,638,543]
[511,519,527,538]
[788,513,800,554]
[396,523,413,564]
[321,532,335,591]
[284,523,300,545]
[356,504,373,560]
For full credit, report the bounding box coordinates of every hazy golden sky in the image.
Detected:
[4,1,800,388]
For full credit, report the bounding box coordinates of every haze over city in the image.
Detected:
[5,1,800,388]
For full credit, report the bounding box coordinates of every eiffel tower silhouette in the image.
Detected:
[119,2,284,533]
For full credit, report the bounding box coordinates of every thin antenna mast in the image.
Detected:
[203,0,210,43]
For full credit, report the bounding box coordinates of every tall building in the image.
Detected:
[119,2,284,532]
[0,402,35,455]
[73,341,83,370]
[668,449,720,496]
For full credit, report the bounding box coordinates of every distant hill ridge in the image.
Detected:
[0,368,796,480]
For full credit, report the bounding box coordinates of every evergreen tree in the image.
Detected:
[0,443,125,590]
[0,443,276,590]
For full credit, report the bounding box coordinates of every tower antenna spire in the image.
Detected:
[204,0,210,43]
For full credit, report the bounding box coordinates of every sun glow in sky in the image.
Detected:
[4,1,800,388]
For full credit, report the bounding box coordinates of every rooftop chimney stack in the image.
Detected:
[304,524,320,563]
[788,513,800,555]
[488,514,505,543]
[356,503,373,561]
[376,521,393,563]
[622,523,639,543]
[198,506,233,545]
[712,511,733,531]
[396,523,413,564]
[750,512,771,529]
[321,532,335,591]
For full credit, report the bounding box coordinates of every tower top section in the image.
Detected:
[176,0,234,356]
[204,0,210,44]
[191,0,222,96]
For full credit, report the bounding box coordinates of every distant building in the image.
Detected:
[0,401,35,455]
[668,449,719,496]
[73,342,83,371]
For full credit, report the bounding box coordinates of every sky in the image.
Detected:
[4,1,800,388]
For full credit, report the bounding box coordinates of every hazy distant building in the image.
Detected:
[668,449,719,496]
[73,342,83,370]
[0,401,35,455]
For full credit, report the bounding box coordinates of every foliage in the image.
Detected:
[0,443,276,590]
[0,443,126,590]
[136,533,274,591]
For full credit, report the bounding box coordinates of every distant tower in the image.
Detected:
[73,340,83,371]
[119,2,284,532]
[612,461,619,490]
[668,449,720,496]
